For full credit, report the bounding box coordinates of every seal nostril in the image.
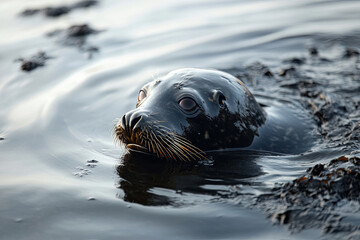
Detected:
[121,109,150,139]
[130,115,142,129]
[119,114,128,135]
[121,115,126,129]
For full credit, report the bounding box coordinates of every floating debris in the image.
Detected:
[66,24,97,37]
[20,0,98,18]
[257,155,360,236]
[47,24,100,55]
[16,51,52,72]
[278,66,296,77]
[86,159,98,168]
[283,57,306,65]
[224,48,360,237]
[87,159,98,163]
[47,24,99,39]
[282,155,360,203]
[309,47,318,56]
[246,62,274,78]
[343,48,359,58]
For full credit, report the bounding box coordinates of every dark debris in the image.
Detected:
[309,47,318,56]
[20,0,98,18]
[43,7,70,17]
[256,155,360,237]
[66,24,97,37]
[86,159,98,168]
[278,66,296,77]
[233,62,274,87]
[16,51,52,72]
[47,24,100,56]
[229,46,360,238]
[87,159,98,163]
[246,62,274,78]
[281,156,360,202]
[344,48,359,58]
[283,57,306,65]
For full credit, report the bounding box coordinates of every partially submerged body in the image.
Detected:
[115,68,315,160]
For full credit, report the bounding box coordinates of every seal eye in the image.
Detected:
[138,90,146,102]
[179,98,197,112]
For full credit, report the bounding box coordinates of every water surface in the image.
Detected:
[1,0,360,239]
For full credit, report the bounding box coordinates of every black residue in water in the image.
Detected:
[15,51,52,72]
[20,1,101,60]
[86,159,98,168]
[47,24,100,57]
[233,47,360,237]
[9,1,360,238]
[258,155,360,235]
[115,46,360,238]
[309,47,319,56]
[343,48,360,59]
[66,24,97,37]
[20,0,98,18]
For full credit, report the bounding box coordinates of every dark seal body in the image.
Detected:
[115,68,314,160]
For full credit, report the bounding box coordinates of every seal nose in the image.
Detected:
[119,109,150,137]
[129,114,142,130]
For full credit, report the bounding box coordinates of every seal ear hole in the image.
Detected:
[213,90,226,107]
[219,94,226,107]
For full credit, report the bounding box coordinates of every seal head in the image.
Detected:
[114,68,266,161]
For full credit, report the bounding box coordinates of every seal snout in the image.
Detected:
[114,108,206,161]
[115,109,150,149]
[125,109,149,131]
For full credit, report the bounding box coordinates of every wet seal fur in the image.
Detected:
[114,68,314,161]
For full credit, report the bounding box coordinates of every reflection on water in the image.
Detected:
[117,150,263,206]
[0,0,360,239]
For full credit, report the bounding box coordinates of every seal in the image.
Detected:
[114,68,314,161]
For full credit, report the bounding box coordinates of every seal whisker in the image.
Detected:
[163,135,191,162]
[169,145,187,162]
[147,127,158,155]
[151,130,173,160]
[154,126,205,161]
[157,130,190,161]
[165,135,200,161]
[166,131,207,159]
[148,131,159,157]
[155,130,187,161]
[154,132,178,161]
[154,138,166,159]
[171,134,205,154]
[149,129,166,159]
[148,125,184,160]
[174,138,207,160]
[113,125,126,147]
[144,129,152,153]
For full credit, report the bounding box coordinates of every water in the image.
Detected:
[1,0,360,239]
